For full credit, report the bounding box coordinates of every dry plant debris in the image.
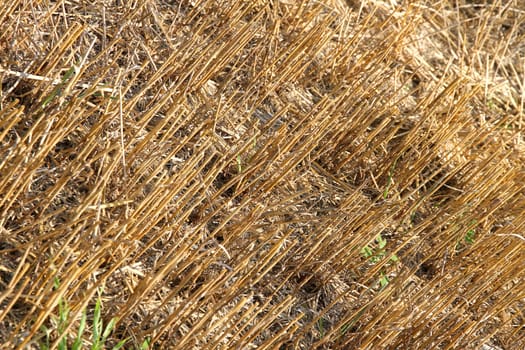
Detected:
[0,0,524,349]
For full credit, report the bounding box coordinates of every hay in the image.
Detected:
[0,0,524,349]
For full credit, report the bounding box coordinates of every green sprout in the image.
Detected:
[361,234,398,289]
[38,278,127,350]
[464,228,476,244]
[360,234,398,264]
[236,154,243,173]
[455,220,477,252]
[383,158,398,199]
[316,317,326,339]
[41,65,77,108]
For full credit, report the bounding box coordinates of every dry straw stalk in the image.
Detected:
[0,0,524,349]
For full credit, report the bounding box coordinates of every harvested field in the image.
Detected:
[0,0,524,349]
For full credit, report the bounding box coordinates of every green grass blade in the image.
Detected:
[72,308,87,350]
[140,337,151,350]
[101,317,117,343]
[92,297,102,344]
[111,338,129,350]
[41,66,76,108]
[58,299,69,332]
[377,234,387,249]
[237,154,242,173]
[39,325,51,350]
[58,336,67,350]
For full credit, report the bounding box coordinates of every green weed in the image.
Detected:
[455,220,477,252]
[361,234,398,288]
[383,158,398,199]
[38,278,127,350]
[41,65,77,108]
[140,337,152,350]
[316,317,326,339]
[237,154,243,173]
[361,234,398,264]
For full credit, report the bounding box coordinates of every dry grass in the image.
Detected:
[0,0,524,349]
